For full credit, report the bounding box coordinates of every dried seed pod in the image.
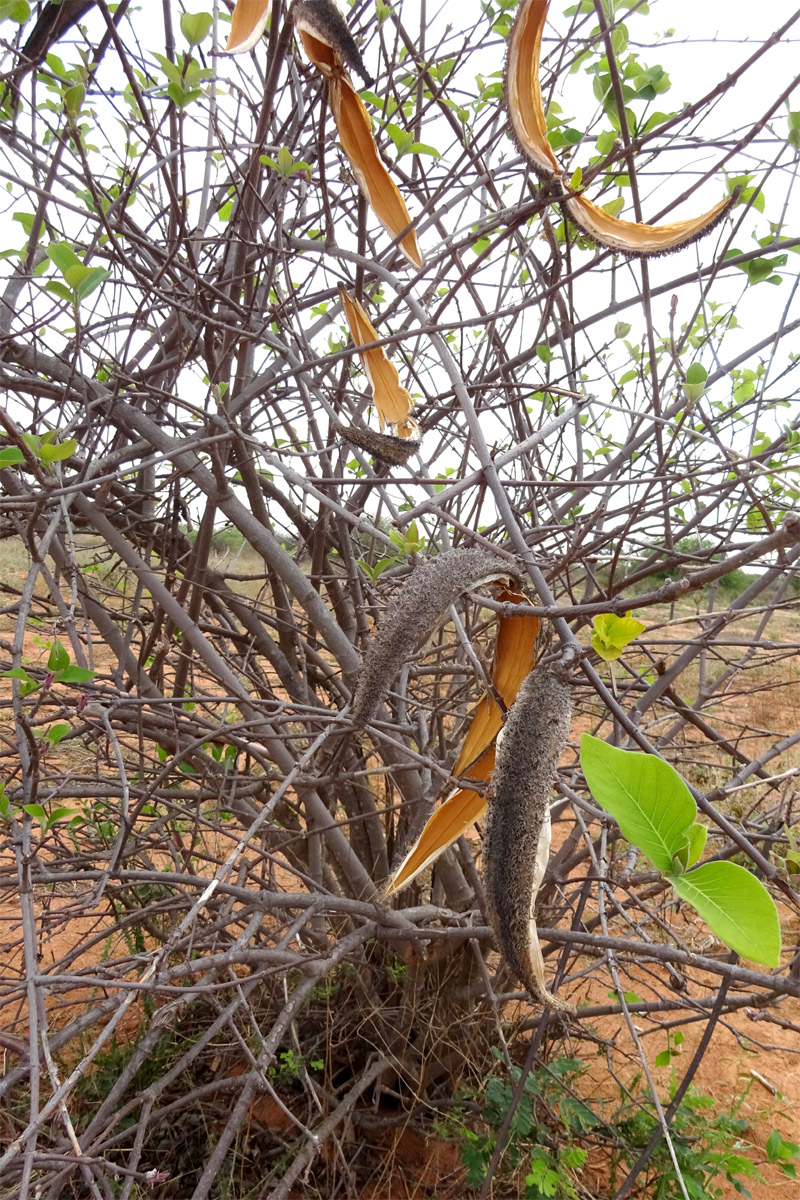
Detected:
[225,0,272,54]
[352,548,521,728]
[562,187,742,259]
[328,76,424,268]
[384,591,540,897]
[505,0,561,178]
[335,418,421,465]
[293,0,374,86]
[485,668,575,1012]
[292,4,422,266]
[339,287,416,429]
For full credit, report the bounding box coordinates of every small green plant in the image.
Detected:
[612,1078,766,1199]
[458,1051,594,1198]
[765,1127,800,1179]
[581,735,781,967]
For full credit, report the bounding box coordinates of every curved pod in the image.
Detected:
[225,0,272,54]
[563,187,742,259]
[506,0,561,177]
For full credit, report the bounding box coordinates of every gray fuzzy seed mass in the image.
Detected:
[351,548,520,728]
[484,669,573,1003]
[334,422,420,466]
[293,0,374,87]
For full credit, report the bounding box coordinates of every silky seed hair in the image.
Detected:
[484,667,575,1012]
[351,547,522,728]
[293,0,374,86]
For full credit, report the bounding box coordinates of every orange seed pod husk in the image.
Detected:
[225,0,271,54]
[329,74,424,268]
[385,591,540,896]
[563,188,741,259]
[505,0,561,178]
[339,286,414,431]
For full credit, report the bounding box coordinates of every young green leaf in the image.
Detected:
[590,612,646,661]
[39,438,77,464]
[0,446,25,466]
[45,281,75,304]
[45,806,78,830]
[63,83,84,120]
[47,638,70,673]
[685,821,707,868]
[683,362,707,404]
[55,664,95,684]
[73,267,109,304]
[668,861,781,967]
[48,241,81,276]
[580,735,696,872]
[0,1,31,23]
[181,10,213,46]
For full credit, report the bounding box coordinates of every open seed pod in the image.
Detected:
[339,286,417,433]
[385,589,540,896]
[352,549,522,729]
[562,187,742,259]
[225,0,272,54]
[293,4,423,267]
[505,0,561,177]
[328,75,424,268]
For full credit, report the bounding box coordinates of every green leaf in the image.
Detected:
[2,667,36,684]
[596,129,616,154]
[0,1,30,24]
[47,638,70,672]
[683,361,707,404]
[685,822,707,868]
[607,990,643,1004]
[276,145,294,178]
[48,241,81,276]
[614,322,631,338]
[45,281,75,303]
[591,612,645,661]
[74,267,109,303]
[180,10,213,45]
[0,446,25,466]
[725,248,787,286]
[685,363,707,385]
[45,806,77,830]
[23,803,46,824]
[787,110,800,150]
[668,862,781,967]
[55,664,96,684]
[46,723,71,747]
[766,1128,800,1166]
[39,438,76,463]
[581,735,697,872]
[385,121,414,156]
[63,83,84,119]
[655,1050,671,1067]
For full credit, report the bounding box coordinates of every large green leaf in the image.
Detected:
[668,861,781,967]
[580,735,696,872]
